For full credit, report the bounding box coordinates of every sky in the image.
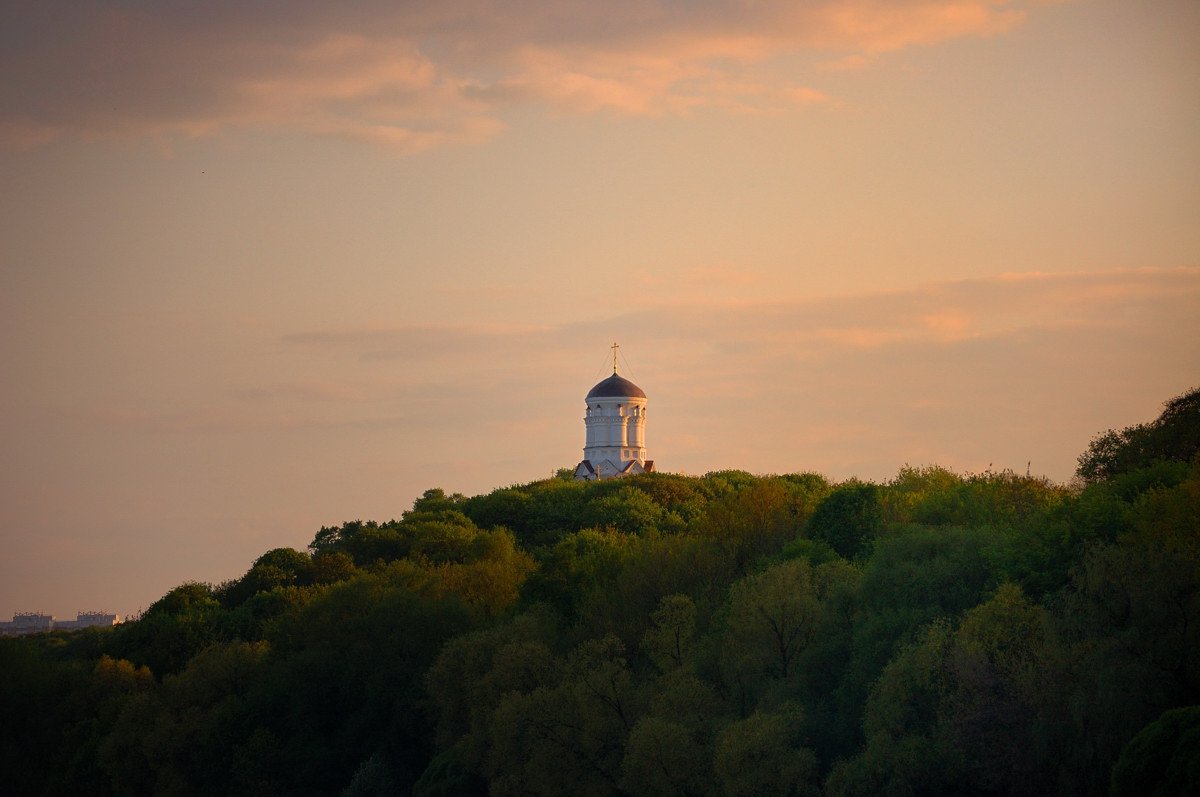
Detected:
[1,0,1197,619]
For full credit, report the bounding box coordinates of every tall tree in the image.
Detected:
[1077,386,1200,482]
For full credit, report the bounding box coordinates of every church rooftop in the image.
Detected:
[586,373,646,399]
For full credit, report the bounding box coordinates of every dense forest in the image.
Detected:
[3,388,1197,796]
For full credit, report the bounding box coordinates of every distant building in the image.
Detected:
[0,611,122,636]
[1,611,55,635]
[574,344,654,480]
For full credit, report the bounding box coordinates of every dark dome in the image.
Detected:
[586,373,646,399]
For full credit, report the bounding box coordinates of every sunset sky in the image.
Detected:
[2,0,1197,618]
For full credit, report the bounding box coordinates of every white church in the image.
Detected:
[573,346,655,480]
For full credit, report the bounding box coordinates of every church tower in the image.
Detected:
[574,344,654,480]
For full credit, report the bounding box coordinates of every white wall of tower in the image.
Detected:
[583,395,648,465]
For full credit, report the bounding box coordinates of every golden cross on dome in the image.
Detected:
[612,341,619,374]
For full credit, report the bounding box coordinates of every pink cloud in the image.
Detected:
[818,53,874,71]
[0,0,1047,150]
[265,267,1198,398]
[811,1,1027,53]
[920,309,975,340]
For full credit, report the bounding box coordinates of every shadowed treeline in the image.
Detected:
[2,388,1197,796]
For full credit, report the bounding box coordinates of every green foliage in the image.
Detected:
[97,641,271,795]
[620,715,712,797]
[780,536,839,566]
[410,487,466,515]
[624,472,711,517]
[313,550,357,585]
[412,742,488,797]
[582,485,665,534]
[461,479,590,547]
[819,525,997,765]
[696,478,802,572]
[310,519,407,565]
[424,613,557,764]
[521,526,638,620]
[828,620,965,797]
[341,752,403,797]
[620,671,727,797]
[698,469,760,496]
[1110,705,1200,797]
[885,465,963,525]
[9,402,1200,796]
[569,533,733,653]
[260,576,474,795]
[713,709,819,797]
[436,527,536,618]
[220,547,315,608]
[485,635,640,797]
[807,482,882,560]
[725,560,820,683]
[641,594,697,673]
[885,466,1066,529]
[944,584,1058,794]
[0,638,149,797]
[308,490,483,570]
[109,582,224,676]
[145,580,218,618]
[1077,386,1200,482]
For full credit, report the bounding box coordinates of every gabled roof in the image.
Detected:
[574,458,655,481]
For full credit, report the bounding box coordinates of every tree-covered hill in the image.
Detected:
[2,388,1197,796]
